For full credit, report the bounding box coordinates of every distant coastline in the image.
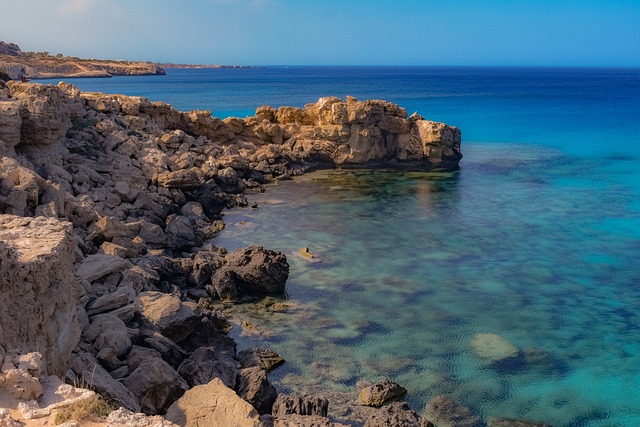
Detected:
[157,63,259,69]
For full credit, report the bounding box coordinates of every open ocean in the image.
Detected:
[41,67,640,426]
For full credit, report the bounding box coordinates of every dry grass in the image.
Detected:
[54,395,113,425]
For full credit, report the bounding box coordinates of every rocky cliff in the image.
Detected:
[0,42,165,79]
[0,79,461,425]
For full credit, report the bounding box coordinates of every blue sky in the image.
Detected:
[2,0,639,66]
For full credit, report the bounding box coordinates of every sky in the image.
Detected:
[1,0,639,67]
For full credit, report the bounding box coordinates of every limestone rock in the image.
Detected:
[358,379,407,407]
[122,357,188,415]
[156,169,201,190]
[238,347,285,372]
[422,396,480,427]
[165,377,262,427]
[106,407,179,427]
[470,333,520,363]
[364,402,433,427]
[0,216,83,376]
[70,352,140,412]
[0,100,21,150]
[136,291,201,343]
[177,345,239,388]
[7,81,72,146]
[0,408,20,427]
[272,394,329,417]
[236,366,278,415]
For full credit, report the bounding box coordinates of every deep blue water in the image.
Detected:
[41,67,640,426]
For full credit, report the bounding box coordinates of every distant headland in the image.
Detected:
[0,41,254,80]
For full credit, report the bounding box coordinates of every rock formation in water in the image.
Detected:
[0,79,462,425]
[0,41,165,79]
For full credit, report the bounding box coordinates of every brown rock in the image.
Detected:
[136,291,201,343]
[238,347,285,372]
[272,394,329,417]
[177,346,239,388]
[236,366,278,415]
[165,378,262,427]
[225,245,289,294]
[358,379,407,407]
[364,402,433,427]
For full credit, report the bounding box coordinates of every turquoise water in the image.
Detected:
[43,67,640,425]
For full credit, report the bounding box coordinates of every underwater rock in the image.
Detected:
[238,347,285,372]
[470,333,520,363]
[423,395,480,427]
[358,379,407,407]
[364,401,433,427]
[487,417,552,427]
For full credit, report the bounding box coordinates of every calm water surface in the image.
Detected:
[42,67,640,426]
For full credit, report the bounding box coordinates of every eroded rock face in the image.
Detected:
[364,402,433,427]
[0,216,83,376]
[272,394,329,417]
[358,379,407,407]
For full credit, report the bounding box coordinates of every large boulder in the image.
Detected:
[177,346,239,388]
[0,216,83,376]
[358,379,407,407]
[136,291,201,343]
[122,357,188,415]
[70,352,140,412]
[76,253,132,283]
[165,378,262,427]
[236,367,278,415]
[225,245,289,294]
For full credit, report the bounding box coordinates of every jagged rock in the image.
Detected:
[177,345,239,388]
[188,249,225,287]
[236,366,278,415]
[0,100,21,150]
[272,394,329,417]
[0,353,43,400]
[470,333,520,363]
[215,166,244,193]
[358,379,407,407]
[422,396,480,427]
[85,314,132,358]
[238,347,285,372]
[127,345,163,371]
[165,214,197,249]
[122,357,188,415]
[487,417,552,427]
[208,266,239,300]
[179,317,237,353]
[140,330,188,368]
[96,346,122,371]
[136,291,201,343]
[364,402,433,427]
[165,377,262,427]
[86,285,135,316]
[106,407,179,427]
[268,414,352,427]
[224,245,289,294]
[70,352,140,412]
[156,169,201,190]
[0,216,83,376]
[76,253,132,283]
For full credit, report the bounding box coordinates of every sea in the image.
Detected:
[39,67,640,426]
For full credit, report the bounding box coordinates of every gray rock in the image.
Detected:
[225,246,289,294]
[207,267,239,301]
[76,253,132,283]
[71,352,139,412]
[238,348,285,372]
[188,250,224,287]
[141,330,188,368]
[122,357,188,415]
[86,285,135,316]
[177,346,239,388]
[127,345,163,371]
[236,367,278,415]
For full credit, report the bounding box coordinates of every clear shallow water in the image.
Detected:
[42,67,640,425]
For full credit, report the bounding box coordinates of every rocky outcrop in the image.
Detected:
[272,394,329,417]
[0,216,83,376]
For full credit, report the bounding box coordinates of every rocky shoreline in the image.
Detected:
[0,78,555,427]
